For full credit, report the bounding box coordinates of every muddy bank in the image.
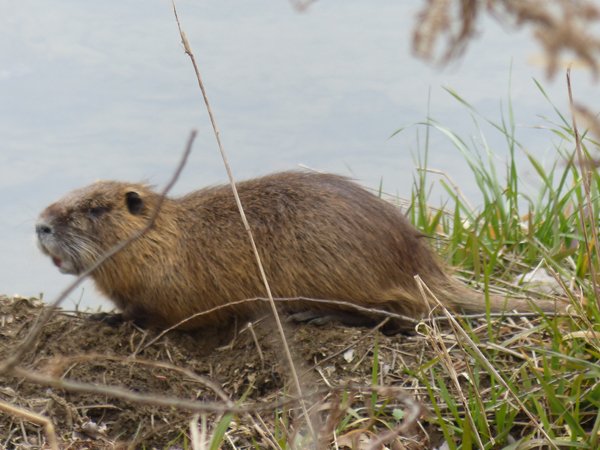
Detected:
[0,295,436,448]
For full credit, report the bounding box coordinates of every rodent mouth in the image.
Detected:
[49,252,79,275]
[38,238,83,275]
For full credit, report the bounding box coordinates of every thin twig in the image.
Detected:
[51,353,232,406]
[566,68,600,308]
[12,364,417,418]
[0,400,59,450]
[170,1,314,438]
[140,296,420,351]
[303,318,390,377]
[139,294,570,352]
[365,386,422,450]
[13,365,260,415]
[417,167,476,214]
[246,321,265,364]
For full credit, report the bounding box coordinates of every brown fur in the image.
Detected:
[36,171,560,330]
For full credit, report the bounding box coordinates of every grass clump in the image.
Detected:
[394,79,600,448]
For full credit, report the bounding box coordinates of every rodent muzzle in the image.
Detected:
[35,219,78,274]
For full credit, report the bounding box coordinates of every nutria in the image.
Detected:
[36,171,560,331]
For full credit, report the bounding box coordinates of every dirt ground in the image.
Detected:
[0,295,440,449]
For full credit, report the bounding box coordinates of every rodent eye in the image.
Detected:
[88,206,110,218]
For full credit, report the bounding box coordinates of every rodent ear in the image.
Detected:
[125,191,144,215]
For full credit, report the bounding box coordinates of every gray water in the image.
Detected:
[1,1,598,310]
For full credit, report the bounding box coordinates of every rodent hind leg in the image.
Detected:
[286,309,414,334]
[88,311,126,327]
[287,309,375,327]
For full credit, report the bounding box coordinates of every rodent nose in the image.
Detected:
[36,223,53,236]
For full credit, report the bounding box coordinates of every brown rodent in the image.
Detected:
[36,171,560,331]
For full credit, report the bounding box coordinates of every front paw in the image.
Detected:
[88,312,125,327]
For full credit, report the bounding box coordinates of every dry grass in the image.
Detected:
[413,0,600,77]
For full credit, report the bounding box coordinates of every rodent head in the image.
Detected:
[36,181,157,275]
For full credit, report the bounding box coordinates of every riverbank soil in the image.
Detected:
[0,294,552,448]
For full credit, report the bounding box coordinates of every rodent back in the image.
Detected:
[171,172,445,300]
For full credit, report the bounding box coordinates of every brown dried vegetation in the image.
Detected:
[0,294,570,448]
[413,0,600,77]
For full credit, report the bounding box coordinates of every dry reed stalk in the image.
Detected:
[413,0,600,78]
[249,413,282,449]
[189,414,203,450]
[567,68,600,309]
[0,400,59,450]
[169,1,316,440]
